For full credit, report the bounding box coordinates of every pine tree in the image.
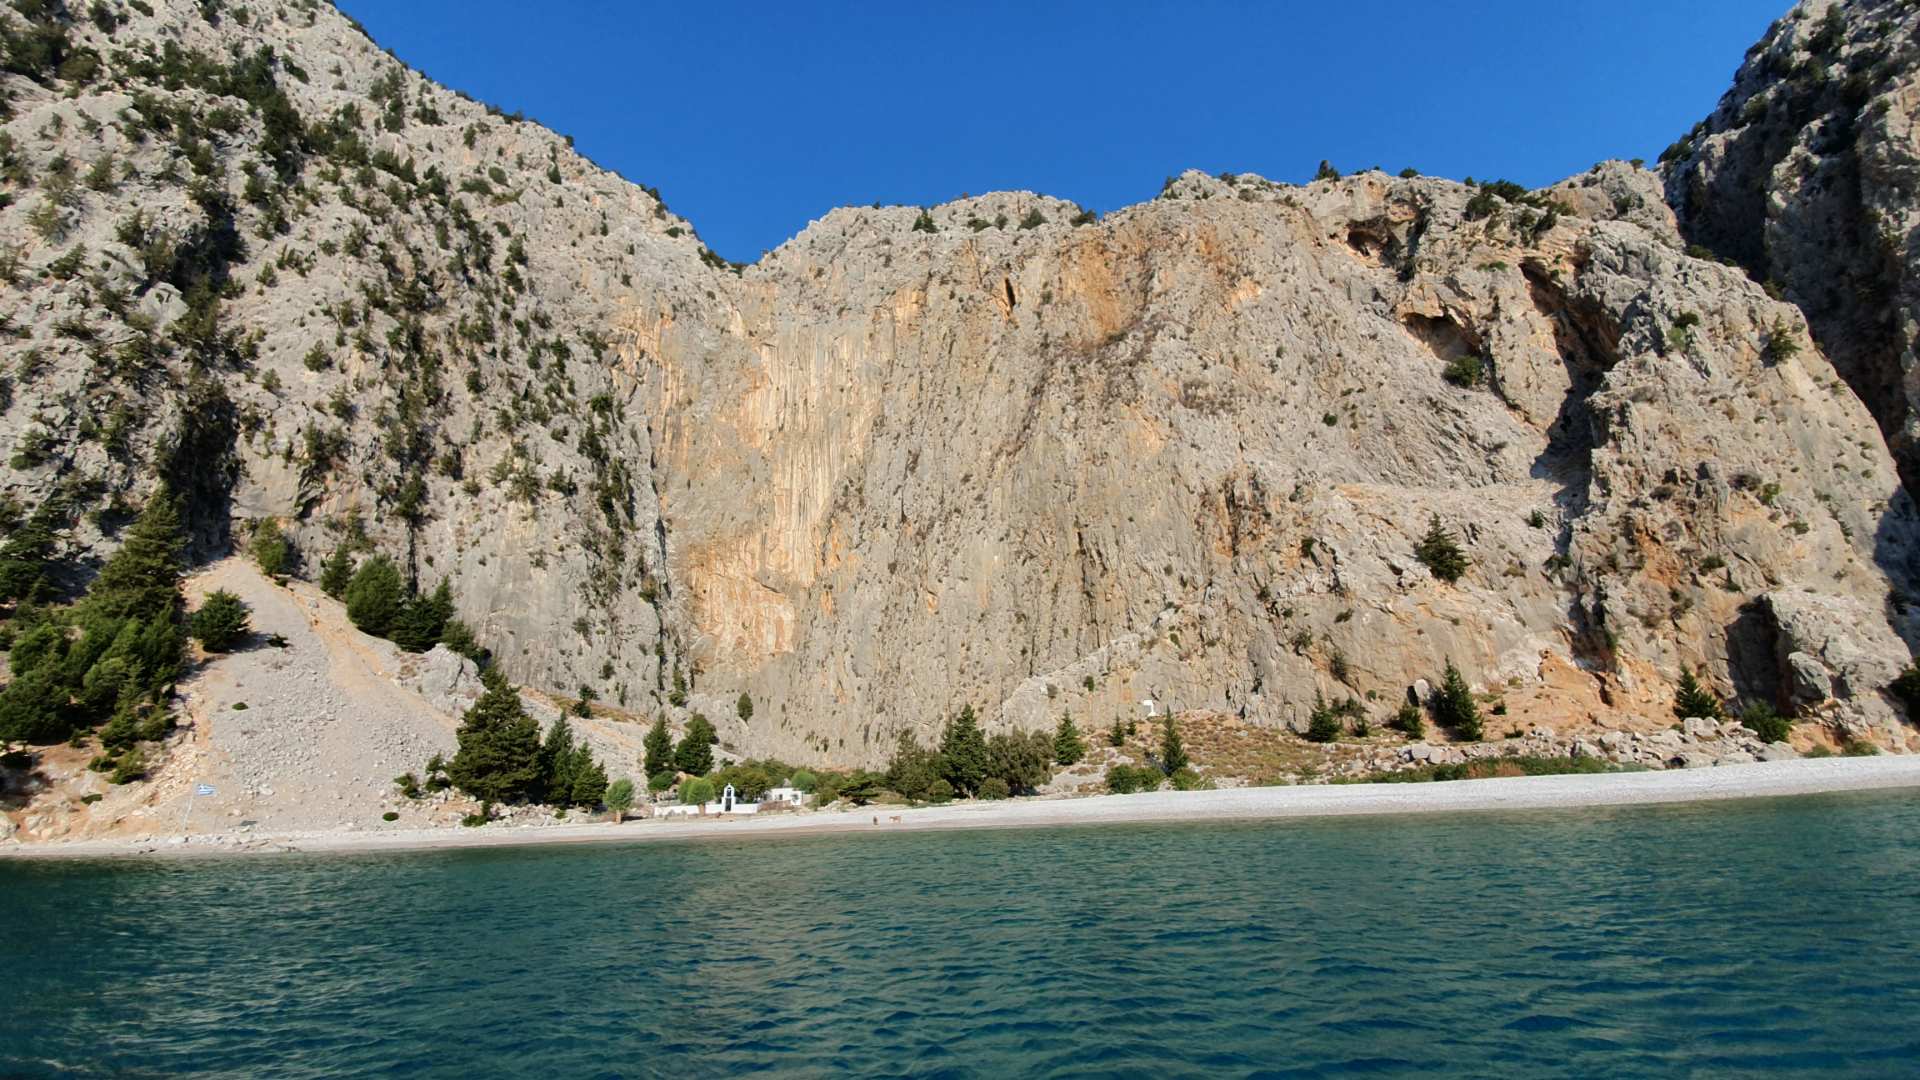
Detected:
[1432,660,1483,741]
[344,555,405,637]
[189,590,250,652]
[675,713,717,775]
[1053,714,1085,766]
[643,714,674,777]
[318,547,355,599]
[390,578,453,652]
[446,668,542,801]
[250,517,292,577]
[939,704,989,796]
[0,500,62,603]
[569,745,607,808]
[0,667,73,744]
[1673,669,1724,720]
[538,715,577,804]
[87,493,184,622]
[1414,514,1469,584]
[1306,692,1342,743]
[885,731,943,800]
[439,618,482,662]
[1159,713,1189,773]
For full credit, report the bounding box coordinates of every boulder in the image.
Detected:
[1763,589,1910,730]
[397,646,485,719]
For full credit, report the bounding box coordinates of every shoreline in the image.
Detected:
[6,756,1919,862]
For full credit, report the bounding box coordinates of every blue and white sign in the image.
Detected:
[194,783,216,797]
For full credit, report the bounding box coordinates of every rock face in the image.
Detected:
[0,0,1915,766]
[1663,0,1920,491]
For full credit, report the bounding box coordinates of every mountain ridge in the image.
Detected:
[0,0,1915,774]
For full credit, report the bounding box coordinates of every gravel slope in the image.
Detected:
[5,560,467,843]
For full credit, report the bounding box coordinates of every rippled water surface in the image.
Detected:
[5,792,1920,1078]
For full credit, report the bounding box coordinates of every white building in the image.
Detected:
[763,785,808,806]
[654,783,760,818]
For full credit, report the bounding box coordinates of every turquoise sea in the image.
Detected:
[4,792,1919,1078]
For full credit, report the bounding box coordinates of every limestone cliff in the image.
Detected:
[0,0,1915,766]
[1663,0,1920,492]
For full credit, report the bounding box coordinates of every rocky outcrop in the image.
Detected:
[0,0,1914,768]
[1663,0,1920,491]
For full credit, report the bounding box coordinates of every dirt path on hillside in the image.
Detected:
[7,559,471,843]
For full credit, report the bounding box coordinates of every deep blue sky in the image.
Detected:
[337,1,1783,262]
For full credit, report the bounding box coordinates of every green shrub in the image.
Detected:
[1763,319,1801,362]
[1105,764,1161,794]
[1841,740,1880,757]
[986,728,1054,794]
[977,777,1010,800]
[791,769,817,793]
[1305,693,1342,743]
[249,518,292,577]
[1804,744,1835,759]
[1019,208,1046,229]
[109,747,146,784]
[1442,354,1484,388]
[926,777,954,803]
[189,590,250,651]
[604,778,635,818]
[394,772,421,799]
[1169,767,1211,791]
[381,811,399,822]
[647,770,677,792]
[1737,701,1790,743]
[1391,702,1425,738]
[344,555,404,635]
[680,776,716,806]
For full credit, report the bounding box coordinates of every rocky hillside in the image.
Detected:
[1663,0,1920,489]
[2,0,1916,767]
